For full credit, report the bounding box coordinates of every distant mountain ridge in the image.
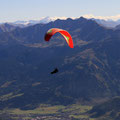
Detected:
[91,18,120,28]
[1,16,120,29]
[0,17,68,28]
[0,23,17,33]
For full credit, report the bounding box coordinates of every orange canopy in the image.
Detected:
[44,28,74,48]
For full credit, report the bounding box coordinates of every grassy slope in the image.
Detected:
[0,104,93,120]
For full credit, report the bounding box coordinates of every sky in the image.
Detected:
[0,0,120,22]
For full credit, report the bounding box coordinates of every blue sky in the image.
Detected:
[0,0,120,22]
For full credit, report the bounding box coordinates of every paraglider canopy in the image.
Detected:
[44,28,74,48]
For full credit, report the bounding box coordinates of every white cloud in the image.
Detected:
[49,16,77,21]
[50,16,67,20]
[49,15,120,21]
[83,14,120,21]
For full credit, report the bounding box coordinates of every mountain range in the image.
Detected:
[0,16,66,28]
[1,16,120,29]
[0,17,120,111]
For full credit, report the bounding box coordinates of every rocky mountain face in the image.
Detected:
[93,19,120,28]
[0,23,17,33]
[89,97,120,120]
[0,17,120,110]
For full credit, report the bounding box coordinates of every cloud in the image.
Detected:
[51,16,67,20]
[49,15,120,21]
[83,14,120,21]
[49,16,77,21]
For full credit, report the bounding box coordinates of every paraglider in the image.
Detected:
[44,28,74,74]
[44,28,74,48]
[51,68,58,74]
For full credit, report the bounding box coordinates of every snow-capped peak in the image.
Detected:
[0,16,77,28]
[10,17,68,25]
